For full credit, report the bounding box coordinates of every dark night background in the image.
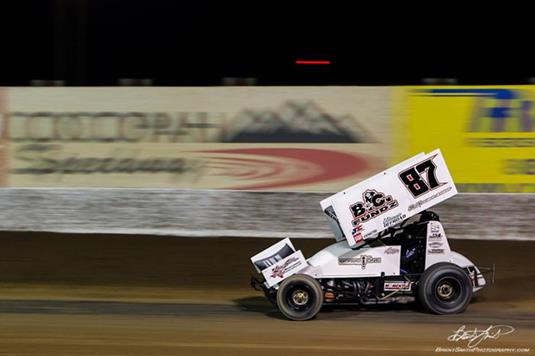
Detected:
[1,1,530,86]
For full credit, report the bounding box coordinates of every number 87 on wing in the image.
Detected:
[394,149,457,213]
[399,153,447,198]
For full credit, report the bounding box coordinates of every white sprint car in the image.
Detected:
[251,149,493,320]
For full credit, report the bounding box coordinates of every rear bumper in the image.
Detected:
[468,264,495,291]
[477,264,496,285]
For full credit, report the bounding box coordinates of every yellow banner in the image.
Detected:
[394,86,535,192]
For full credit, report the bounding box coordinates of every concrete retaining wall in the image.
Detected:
[0,189,533,240]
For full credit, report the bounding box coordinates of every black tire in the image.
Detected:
[276,274,323,321]
[417,262,473,314]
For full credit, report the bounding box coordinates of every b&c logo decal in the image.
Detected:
[350,189,399,225]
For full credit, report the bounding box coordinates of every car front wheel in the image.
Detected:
[276,274,323,321]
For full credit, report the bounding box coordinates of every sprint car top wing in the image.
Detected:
[320,149,457,248]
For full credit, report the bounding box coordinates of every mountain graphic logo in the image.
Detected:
[223,101,375,143]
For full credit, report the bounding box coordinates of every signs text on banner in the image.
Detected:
[3,87,391,191]
[395,86,535,192]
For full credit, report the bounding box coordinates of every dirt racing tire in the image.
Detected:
[417,262,473,314]
[276,274,323,321]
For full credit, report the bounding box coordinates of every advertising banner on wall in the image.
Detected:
[394,86,535,192]
[0,88,7,186]
[2,87,391,191]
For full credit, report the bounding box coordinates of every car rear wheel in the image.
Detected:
[276,274,323,321]
[417,262,473,314]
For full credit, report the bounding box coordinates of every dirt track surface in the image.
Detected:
[0,232,534,355]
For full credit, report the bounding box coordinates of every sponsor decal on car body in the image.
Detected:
[338,254,382,269]
[270,257,300,279]
[384,247,400,255]
[384,281,412,291]
[383,213,407,228]
[429,241,443,249]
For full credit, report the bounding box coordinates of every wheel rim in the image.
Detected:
[435,277,460,301]
[291,289,309,306]
[286,284,314,311]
